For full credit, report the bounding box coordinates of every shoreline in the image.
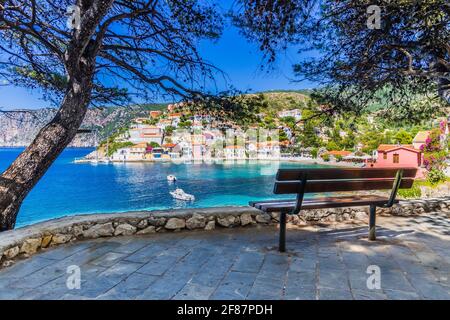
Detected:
[73,157,360,167]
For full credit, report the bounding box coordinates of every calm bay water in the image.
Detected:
[0,148,325,227]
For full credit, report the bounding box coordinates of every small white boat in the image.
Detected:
[167,175,177,182]
[170,188,195,201]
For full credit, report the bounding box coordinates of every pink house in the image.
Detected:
[373,144,422,167]
[371,144,424,178]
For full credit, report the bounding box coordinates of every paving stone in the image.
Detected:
[379,269,416,292]
[98,260,143,278]
[231,252,264,273]
[1,214,449,300]
[110,239,150,254]
[124,243,170,263]
[289,256,317,272]
[89,252,127,267]
[407,273,450,300]
[318,269,350,290]
[247,275,284,299]
[352,289,387,300]
[96,273,158,300]
[0,287,29,300]
[348,269,373,291]
[258,253,289,280]
[384,289,421,300]
[174,283,216,300]
[211,271,257,300]
[33,242,95,261]
[318,255,346,271]
[319,288,353,300]
[136,252,184,276]
[286,271,316,290]
[138,270,193,300]
[0,256,55,280]
[284,287,316,300]
[189,250,237,287]
[341,252,371,270]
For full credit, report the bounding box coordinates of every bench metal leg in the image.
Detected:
[279,211,287,252]
[369,205,376,241]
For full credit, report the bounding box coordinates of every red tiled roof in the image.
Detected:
[325,150,352,156]
[377,144,420,153]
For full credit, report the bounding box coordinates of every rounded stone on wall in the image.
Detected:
[137,219,148,229]
[205,220,215,230]
[255,213,271,224]
[114,223,137,236]
[217,215,237,227]
[51,234,72,245]
[186,214,206,230]
[41,235,53,248]
[136,226,156,235]
[148,217,166,227]
[82,222,114,238]
[20,238,42,255]
[353,211,367,220]
[240,213,253,226]
[72,225,84,237]
[2,260,14,268]
[165,218,186,230]
[4,246,20,259]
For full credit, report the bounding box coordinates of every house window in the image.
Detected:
[393,153,399,164]
[383,152,387,160]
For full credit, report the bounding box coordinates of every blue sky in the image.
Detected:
[0,5,317,110]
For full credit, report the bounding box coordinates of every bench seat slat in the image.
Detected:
[250,195,396,212]
[274,178,414,194]
[248,199,295,207]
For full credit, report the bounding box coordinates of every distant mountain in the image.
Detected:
[0,91,310,147]
[0,104,165,147]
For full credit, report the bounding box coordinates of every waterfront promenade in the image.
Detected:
[0,213,448,300]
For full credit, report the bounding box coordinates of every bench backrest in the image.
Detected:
[274,167,417,194]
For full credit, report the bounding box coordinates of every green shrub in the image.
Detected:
[426,168,446,185]
[398,183,422,199]
[321,154,330,162]
[310,148,318,159]
[335,154,343,162]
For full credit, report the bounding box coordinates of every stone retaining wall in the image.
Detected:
[1,197,449,269]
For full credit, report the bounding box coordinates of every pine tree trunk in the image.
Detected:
[0,74,93,231]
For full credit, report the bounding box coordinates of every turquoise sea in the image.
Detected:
[0,148,326,227]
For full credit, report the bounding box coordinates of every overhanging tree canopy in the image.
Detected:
[0,0,227,230]
[234,0,449,112]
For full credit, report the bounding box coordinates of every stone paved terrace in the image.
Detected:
[0,212,449,300]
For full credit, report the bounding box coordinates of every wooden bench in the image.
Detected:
[249,167,417,252]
